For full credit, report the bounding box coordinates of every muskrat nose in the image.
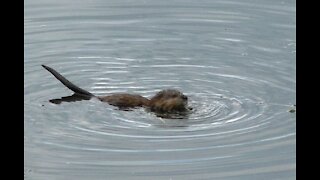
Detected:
[182,95,188,100]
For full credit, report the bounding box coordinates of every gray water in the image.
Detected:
[24,0,296,179]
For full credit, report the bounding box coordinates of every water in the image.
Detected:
[24,0,296,179]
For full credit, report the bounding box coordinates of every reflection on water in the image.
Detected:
[49,93,91,104]
[25,0,295,179]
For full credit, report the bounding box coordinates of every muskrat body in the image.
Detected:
[42,65,189,114]
[99,94,149,108]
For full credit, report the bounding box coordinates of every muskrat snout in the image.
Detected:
[181,95,188,100]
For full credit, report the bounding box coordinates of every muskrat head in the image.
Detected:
[149,89,189,113]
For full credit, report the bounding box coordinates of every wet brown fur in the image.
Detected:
[42,65,189,114]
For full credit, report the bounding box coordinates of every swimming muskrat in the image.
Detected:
[42,65,190,116]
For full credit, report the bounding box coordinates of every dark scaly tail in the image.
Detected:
[42,65,95,97]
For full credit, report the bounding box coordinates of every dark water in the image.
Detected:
[24,0,296,179]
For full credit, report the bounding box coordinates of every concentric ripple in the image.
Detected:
[25,0,295,179]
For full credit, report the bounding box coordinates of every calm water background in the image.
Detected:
[24,0,296,179]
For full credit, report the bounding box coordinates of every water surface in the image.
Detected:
[24,0,296,179]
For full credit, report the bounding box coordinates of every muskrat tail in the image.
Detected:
[42,65,95,97]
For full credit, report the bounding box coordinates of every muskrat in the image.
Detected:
[42,65,190,116]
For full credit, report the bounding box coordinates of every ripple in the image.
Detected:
[25,55,295,178]
[28,62,293,137]
[25,0,295,179]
